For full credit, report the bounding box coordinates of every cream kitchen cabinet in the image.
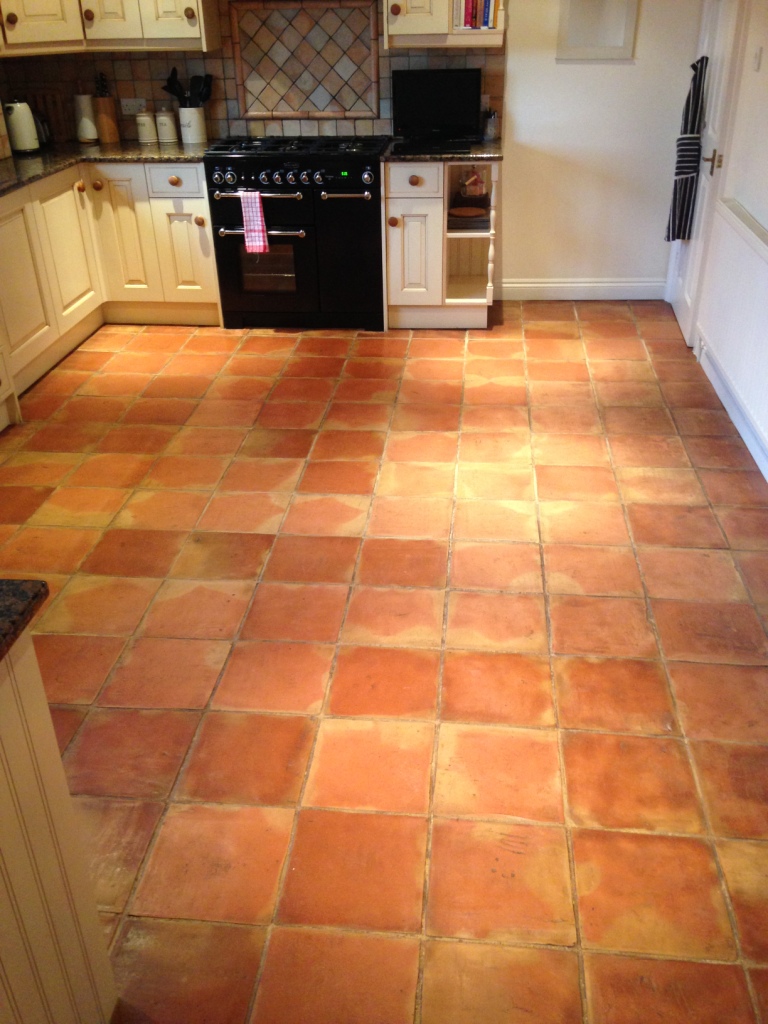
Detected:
[149,196,217,303]
[0,0,83,46]
[384,0,504,48]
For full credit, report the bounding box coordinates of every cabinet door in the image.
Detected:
[150,197,217,302]
[137,0,200,39]
[387,0,448,37]
[30,169,103,336]
[0,0,84,44]
[0,191,58,379]
[82,0,143,39]
[89,164,164,302]
[386,197,444,306]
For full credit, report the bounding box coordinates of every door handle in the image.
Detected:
[702,149,717,176]
[217,227,306,238]
[320,191,372,200]
[212,191,303,201]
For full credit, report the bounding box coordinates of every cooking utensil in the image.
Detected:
[162,67,187,106]
[189,75,204,107]
[198,74,213,105]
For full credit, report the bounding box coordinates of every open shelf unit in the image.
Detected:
[444,161,497,307]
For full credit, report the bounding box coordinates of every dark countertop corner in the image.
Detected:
[0,580,49,661]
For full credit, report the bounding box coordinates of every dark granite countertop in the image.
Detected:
[384,140,502,162]
[0,141,208,200]
[0,580,49,661]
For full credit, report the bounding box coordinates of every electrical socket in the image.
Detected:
[120,98,147,115]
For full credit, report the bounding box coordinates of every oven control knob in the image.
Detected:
[272,171,283,184]
[362,169,374,185]
[286,170,297,184]
[299,170,311,184]
[313,170,324,184]
[224,170,237,185]
[211,170,224,185]
[259,170,271,185]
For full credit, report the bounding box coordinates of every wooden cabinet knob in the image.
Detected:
[92,179,104,191]
[409,175,420,187]
[184,6,195,17]
[387,216,398,227]
[390,4,401,14]
[76,180,86,193]
[168,175,181,186]
[5,11,18,24]
[194,215,205,227]
[83,8,94,20]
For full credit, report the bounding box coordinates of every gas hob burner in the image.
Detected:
[204,135,391,159]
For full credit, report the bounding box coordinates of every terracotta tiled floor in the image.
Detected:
[3,300,768,1023]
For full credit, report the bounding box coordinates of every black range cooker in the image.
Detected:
[203,136,390,331]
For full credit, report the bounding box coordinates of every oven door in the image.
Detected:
[314,188,383,317]
[213,224,319,314]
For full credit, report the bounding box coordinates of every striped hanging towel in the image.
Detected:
[666,56,709,242]
[241,191,269,253]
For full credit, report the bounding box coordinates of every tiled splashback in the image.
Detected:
[0,0,504,143]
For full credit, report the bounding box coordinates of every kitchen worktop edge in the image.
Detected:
[0,142,208,199]
[0,580,49,662]
[384,140,503,162]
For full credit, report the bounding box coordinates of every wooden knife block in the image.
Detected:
[94,97,120,145]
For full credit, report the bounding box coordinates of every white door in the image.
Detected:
[150,197,217,302]
[82,0,143,39]
[666,0,744,343]
[0,0,84,44]
[387,0,449,38]
[387,198,444,305]
[137,0,200,39]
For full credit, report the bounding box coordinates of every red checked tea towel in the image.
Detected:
[241,192,269,253]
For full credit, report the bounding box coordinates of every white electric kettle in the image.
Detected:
[4,101,40,154]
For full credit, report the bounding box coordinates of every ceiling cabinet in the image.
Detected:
[384,0,505,48]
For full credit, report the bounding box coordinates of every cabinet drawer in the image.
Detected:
[386,163,443,198]
[145,163,205,197]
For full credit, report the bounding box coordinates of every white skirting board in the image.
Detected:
[499,278,668,301]
[699,336,768,481]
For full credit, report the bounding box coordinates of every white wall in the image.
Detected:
[500,0,704,299]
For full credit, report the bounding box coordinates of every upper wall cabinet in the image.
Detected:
[384,0,504,48]
[0,0,219,52]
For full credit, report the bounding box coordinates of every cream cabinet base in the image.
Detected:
[13,308,104,395]
[102,301,220,326]
[387,304,489,329]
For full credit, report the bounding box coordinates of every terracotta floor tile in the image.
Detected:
[441,651,553,727]
[368,495,452,538]
[184,399,262,427]
[455,465,535,500]
[427,819,575,943]
[19,394,70,422]
[532,433,609,467]
[717,839,768,962]
[525,326,581,345]
[639,547,747,601]
[34,634,125,704]
[329,646,439,718]
[435,723,562,821]
[453,500,538,541]
[282,494,369,535]
[404,358,463,381]
[213,641,333,713]
[446,592,547,652]
[131,803,293,924]
[652,600,768,664]
[282,355,345,378]
[63,708,198,797]
[459,431,530,464]
[463,379,527,406]
[177,712,315,805]
[573,830,735,958]
[24,422,109,453]
[297,459,378,494]
[753,969,768,1019]
[421,942,581,1024]
[357,538,447,587]
[700,470,768,507]
[391,403,461,432]
[589,359,655,382]
[384,430,458,463]
[0,452,80,486]
[602,406,676,435]
[531,405,602,434]
[524,302,576,322]
[52,397,131,424]
[219,457,304,492]
[0,525,99,573]
[98,637,229,708]
[584,954,755,1024]
[161,353,231,377]
[461,406,530,432]
[277,808,427,931]
[377,462,456,497]
[398,380,462,404]
[334,378,400,402]
[410,337,465,357]
[165,426,246,457]
[544,544,642,596]
[226,354,286,377]
[715,507,768,549]
[140,579,251,639]
[256,401,327,430]
[342,586,444,647]
[554,657,677,734]
[252,928,419,1024]
[28,486,130,527]
[66,453,155,488]
[674,408,740,436]
[735,551,768,602]
[536,466,619,502]
[352,336,409,357]
[609,435,690,468]
[197,492,289,533]
[305,718,433,812]
[684,436,758,470]
[585,339,647,360]
[264,535,359,583]
[465,356,525,379]
[661,382,723,409]
[450,541,542,591]
[75,796,162,912]
[324,401,393,430]
[628,503,727,547]
[692,741,768,838]
[294,336,353,357]
[125,331,190,353]
[527,360,590,382]
[96,424,177,455]
[617,468,706,504]
[81,528,186,577]
[122,397,197,425]
[595,382,663,407]
[239,429,316,460]
[113,489,208,531]
[670,663,768,742]
[564,732,703,832]
[268,377,334,403]
[49,706,86,753]
[142,374,213,399]
[528,381,594,406]
[171,531,273,579]
[38,575,159,635]
[551,596,658,657]
[241,582,348,642]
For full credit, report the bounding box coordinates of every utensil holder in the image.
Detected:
[74,95,98,144]
[179,106,206,146]
[94,96,120,144]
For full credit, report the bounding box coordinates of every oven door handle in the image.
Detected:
[320,191,372,200]
[213,190,303,201]
[217,227,307,238]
